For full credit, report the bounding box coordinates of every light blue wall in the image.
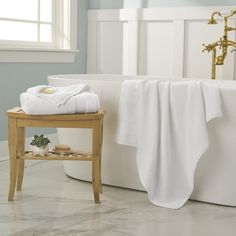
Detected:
[0,0,88,141]
[144,0,236,7]
[89,0,236,9]
[89,0,123,9]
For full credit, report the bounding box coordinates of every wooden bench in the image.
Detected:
[7,107,104,203]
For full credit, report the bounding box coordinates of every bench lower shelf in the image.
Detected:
[18,151,93,161]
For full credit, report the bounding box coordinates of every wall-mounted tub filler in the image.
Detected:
[202,9,236,80]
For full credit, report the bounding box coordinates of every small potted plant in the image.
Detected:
[30,135,51,156]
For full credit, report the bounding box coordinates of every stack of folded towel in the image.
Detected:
[20,84,100,115]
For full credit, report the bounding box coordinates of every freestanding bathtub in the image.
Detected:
[48,74,236,206]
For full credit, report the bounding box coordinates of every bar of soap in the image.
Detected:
[54,144,71,152]
[39,87,56,94]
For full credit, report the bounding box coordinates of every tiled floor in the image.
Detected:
[1,159,236,236]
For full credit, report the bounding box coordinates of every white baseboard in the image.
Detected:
[0,133,58,161]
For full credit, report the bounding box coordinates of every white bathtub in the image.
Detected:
[48,74,236,206]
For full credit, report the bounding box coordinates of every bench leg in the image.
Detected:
[17,160,24,191]
[8,158,17,201]
[8,118,18,201]
[99,120,103,193]
[92,157,100,203]
[17,128,25,191]
[99,156,102,194]
[92,121,102,203]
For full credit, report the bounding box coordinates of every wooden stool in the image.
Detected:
[7,107,104,203]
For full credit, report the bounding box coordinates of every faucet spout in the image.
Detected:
[208,11,221,24]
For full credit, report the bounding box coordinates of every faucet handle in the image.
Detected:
[227,27,236,31]
[202,44,207,52]
[202,43,212,52]
[202,43,208,52]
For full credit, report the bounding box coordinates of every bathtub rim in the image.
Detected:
[48,74,236,90]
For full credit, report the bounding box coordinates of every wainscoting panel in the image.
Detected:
[97,22,123,74]
[138,21,174,76]
[87,6,236,80]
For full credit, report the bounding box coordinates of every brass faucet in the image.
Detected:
[202,10,236,79]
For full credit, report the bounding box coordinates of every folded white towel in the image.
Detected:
[26,84,90,106]
[20,85,100,115]
[116,80,222,209]
[74,92,100,114]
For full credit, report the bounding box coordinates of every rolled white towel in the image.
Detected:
[20,84,100,115]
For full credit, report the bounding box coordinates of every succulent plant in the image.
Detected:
[30,135,51,148]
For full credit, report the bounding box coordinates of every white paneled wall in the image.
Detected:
[138,21,174,76]
[87,6,236,80]
[97,22,123,74]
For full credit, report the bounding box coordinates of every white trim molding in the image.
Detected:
[0,47,78,63]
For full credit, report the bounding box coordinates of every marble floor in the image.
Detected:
[1,160,236,236]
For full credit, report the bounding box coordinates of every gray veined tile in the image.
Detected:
[1,160,236,236]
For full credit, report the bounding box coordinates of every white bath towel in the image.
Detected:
[116,80,222,209]
[26,84,90,105]
[20,85,100,115]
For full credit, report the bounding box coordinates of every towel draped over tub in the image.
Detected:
[116,80,222,209]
